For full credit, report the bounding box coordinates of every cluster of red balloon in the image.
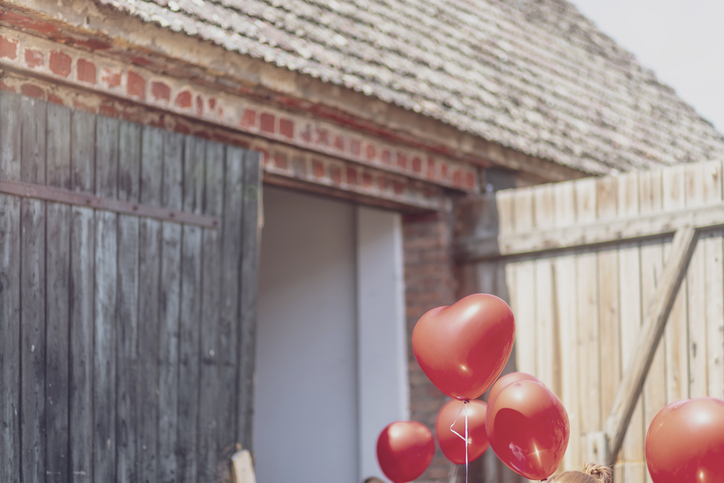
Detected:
[375,294,571,483]
[645,397,724,483]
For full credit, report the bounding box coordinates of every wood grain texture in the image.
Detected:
[93,116,120,483]
[605,226,697,465]
[639,169,666,483]
[177,135,206,483]
[117,120,141,482]
[703,162,724,399]
[512,189,536,375]
[237,150,261,450]
[158,130,183,483]
[616,172,645,483]
[552,180,579,472]
[69,109,95,482]
[574,178,601,451]
[662,165,690,404]
[45,102,72,483]
[533,185,556,390]
[138,125,163,483]
[20,95,47,483]
[0,90,22,483]
[198,141,225,481]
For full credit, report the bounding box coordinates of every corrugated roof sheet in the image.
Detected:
[97,0,724,174]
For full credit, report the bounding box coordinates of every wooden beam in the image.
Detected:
[456,201,724,261]
[603,226,697,466]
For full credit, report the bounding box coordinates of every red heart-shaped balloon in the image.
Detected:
[412,293,515,401]
[486,380,570,480]
[646,397,724,483]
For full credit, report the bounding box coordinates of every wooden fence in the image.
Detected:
[456,159,724,482]
[0,90,260,483]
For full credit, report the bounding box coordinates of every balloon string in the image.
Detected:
[448,400,470,483]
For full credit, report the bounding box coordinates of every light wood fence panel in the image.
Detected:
[457,159,724,483]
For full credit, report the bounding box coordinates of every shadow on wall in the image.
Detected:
[454,168,524,483]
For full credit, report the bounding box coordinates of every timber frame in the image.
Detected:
[457,191,724,467]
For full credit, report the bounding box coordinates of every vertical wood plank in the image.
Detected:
[117,120,141,482]
[513,189,536,376]
[20,95,47,483]
[177,135,206,483]
[596,176,620,418]
[639,169,666,483]
[552,180,579,472]
[45,102,72,483]
[237,150,261,450]
[69,109,95,482]
[661,165,689,403]
[533,185,556,390]
[93,116,119,482]
[198,141,225,481]
[574,178,601,453]
[685,162,713,399]
[217,146,245,480]
[616,172,645,483]
[158,130,184,483]
[703,161,724,399]
[0,91,22,483]
[138,125,163,483]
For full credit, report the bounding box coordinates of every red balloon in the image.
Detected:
[376,421,435,483]
[486,380,569,480]
[412,293,515,400]
[435,399,489,464]
[487,372,542,407]
[645,397,724,483]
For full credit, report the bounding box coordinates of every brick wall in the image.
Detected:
[403,210,459,482]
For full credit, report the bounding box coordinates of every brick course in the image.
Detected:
[403,211,459,482]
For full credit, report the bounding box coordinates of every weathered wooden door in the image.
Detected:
[0,90,260,483]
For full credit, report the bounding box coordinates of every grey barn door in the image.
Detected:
[0,90,260,483]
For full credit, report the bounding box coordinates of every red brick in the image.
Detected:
[452,170,462,187]
[466,171,476,190]
[0,35,18,60]
[412,157,422,173]
[381,149,391,165]
[300,124,312,142]
[440,162,449,180]
[365,143,377,160]
[279,118,294,139]
[101,68,122,88]
[209,98,216,110]
[397,152,408,169]
[0,80,16,92]
[174,122,191,134]
[312,159,325,178]
[99,103,119,118]
[49,50,71,77]
[392,180,405,194]
[316,128,329,146]
[350,138,361,156]
[240,109,257,128]
[333,135,344,151]
[175,90,192,108]
[260,112,275,133]
[20,84,44,99]
[47,93,64,105]
[426,158,436,178]
[24,49,43,68]
[151,81,171,102]
[377,176,387,190]
[77,58,96,84]
[196,95,204,116]
[346,167,357,185]
[273,152,288,170]
[362,172,373,188]
[127,70,146,100]
[330,166,342,184]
